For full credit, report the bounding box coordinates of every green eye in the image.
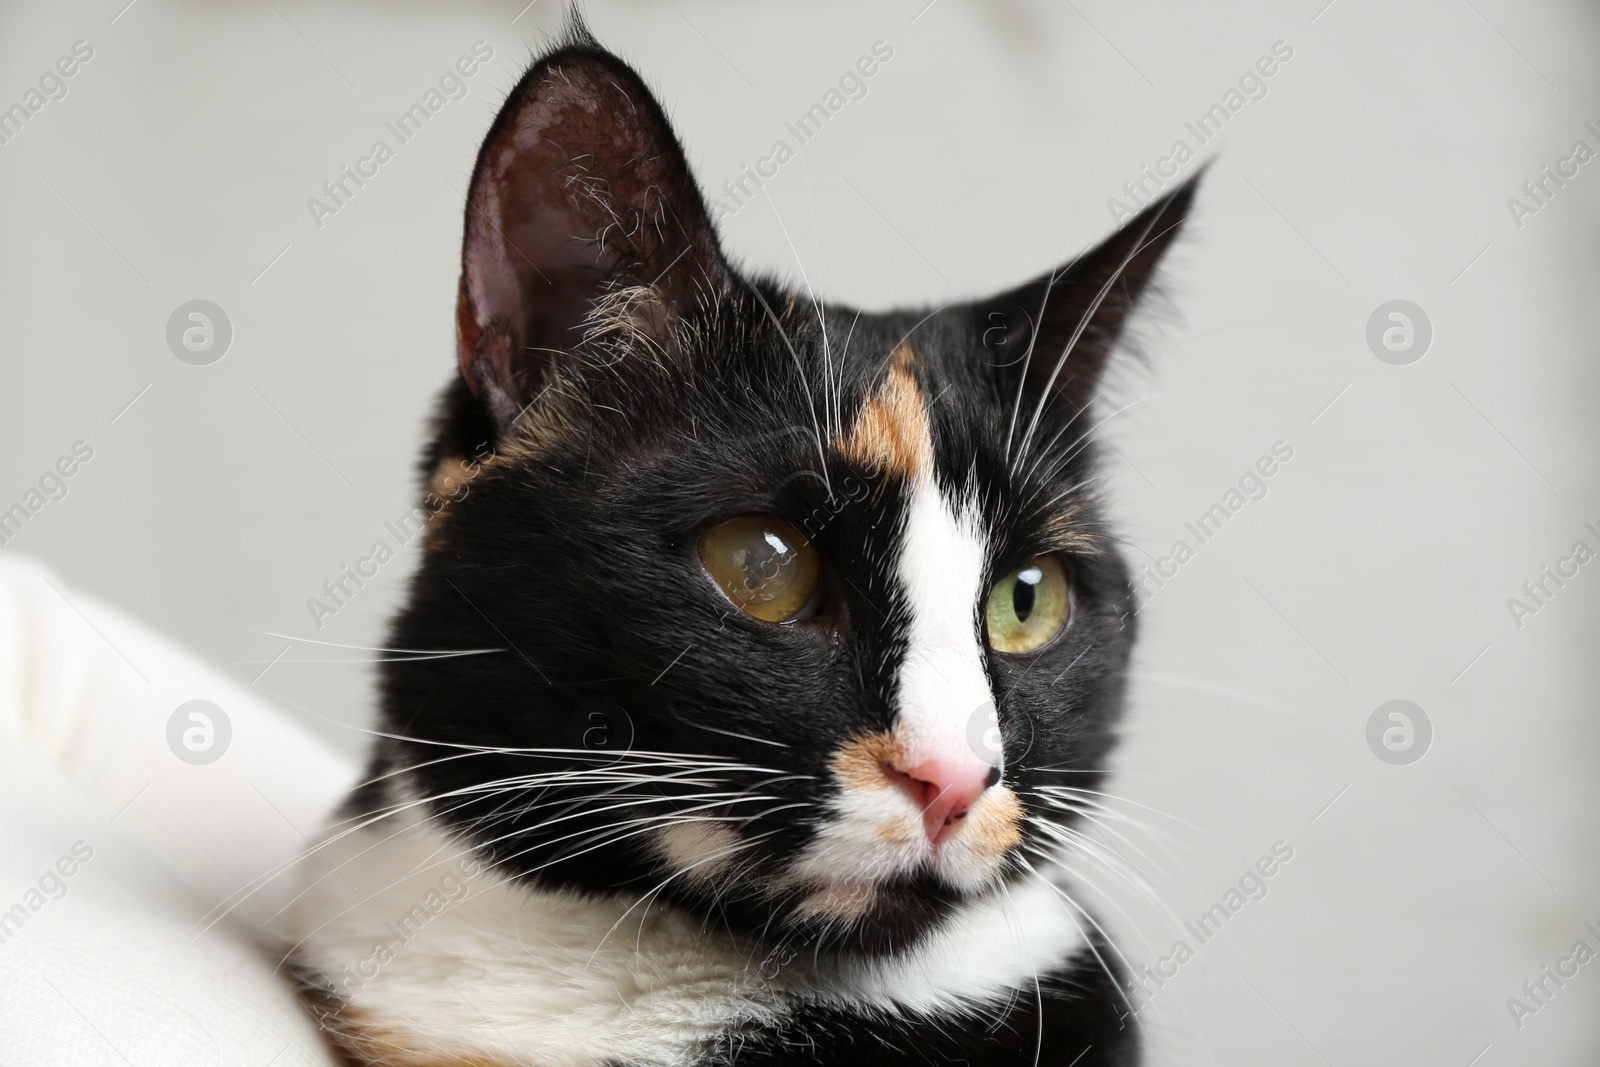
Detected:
[700,517,821,623]
[984,557,1070,653]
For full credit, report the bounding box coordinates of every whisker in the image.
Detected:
[230,629,504,657]
[675,718,790,749]
[1011,200,1189,476]
[1014,854,1140,1021]
[279,793,808,966]
[740,276,832,497]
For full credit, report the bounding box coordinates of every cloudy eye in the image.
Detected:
[984,556,1070,653]
[700,517,822,623]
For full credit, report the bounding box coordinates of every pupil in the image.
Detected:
[1012,574,1037,621]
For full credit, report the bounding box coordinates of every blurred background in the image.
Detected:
[3,0,1598,1062]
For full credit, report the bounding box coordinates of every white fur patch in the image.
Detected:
[655,820,743,885]
[820,871,1087,1015]
[893,474,996,774]
[291,808,773,1067]
[783,787,926,889]
[290,811,1085,1067]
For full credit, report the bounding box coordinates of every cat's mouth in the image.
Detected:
[735,729,1024,930]
[790,728,1023,885]
[648,732,1026,948]
[775,779,1025,919]
[650,729,1028,944]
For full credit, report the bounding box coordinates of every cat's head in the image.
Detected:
[379,25,1194,958]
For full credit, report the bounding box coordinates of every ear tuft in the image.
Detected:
[456,25,727,436]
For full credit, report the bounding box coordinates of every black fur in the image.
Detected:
[693,940,1138,1067]
[345,18,1195,1065]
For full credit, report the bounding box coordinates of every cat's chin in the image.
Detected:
[646,820,1026,958]
[637,861,984,959]
[776,870,994,958]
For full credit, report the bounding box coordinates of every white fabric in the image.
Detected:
[0,553,356,1066]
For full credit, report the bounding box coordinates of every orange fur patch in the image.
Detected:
[793,881,876,923]
[835,342,931,480]
[962,787,1025,862]
[416,454,484,550]
[829,731,901,792]
[427,455,479,509]
[302,994,524,1067]
[873,819,921,847]
[656,821,741,883]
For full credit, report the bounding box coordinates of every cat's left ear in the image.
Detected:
[971,175,1200,420]
[456,33,729,432]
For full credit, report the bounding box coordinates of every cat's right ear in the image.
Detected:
[456,31,729,434]
[971,177,1199,427]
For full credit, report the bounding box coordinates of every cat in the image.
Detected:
[288,17,1195,1067]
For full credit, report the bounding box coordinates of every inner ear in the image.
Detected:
[456,30,729,433]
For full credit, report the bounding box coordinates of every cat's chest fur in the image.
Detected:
[290,802,1090,1067]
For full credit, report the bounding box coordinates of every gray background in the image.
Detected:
[3,0,1598,1062]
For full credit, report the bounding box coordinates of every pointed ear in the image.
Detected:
[975,176,1200,422]
[456,32,728,433]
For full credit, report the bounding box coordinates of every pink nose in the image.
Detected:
[885,758,999,847]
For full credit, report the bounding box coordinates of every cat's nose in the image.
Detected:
[885,757,1001,847]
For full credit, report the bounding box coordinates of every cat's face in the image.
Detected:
[380,31,1192,958]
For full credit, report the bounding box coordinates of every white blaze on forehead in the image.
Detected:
[894,473,997,771]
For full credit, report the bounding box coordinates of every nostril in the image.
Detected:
[881,760,919,788]
[883,757,999,846]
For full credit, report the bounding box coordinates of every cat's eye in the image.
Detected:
[985,556,1070,653]
[700,517,822,623]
